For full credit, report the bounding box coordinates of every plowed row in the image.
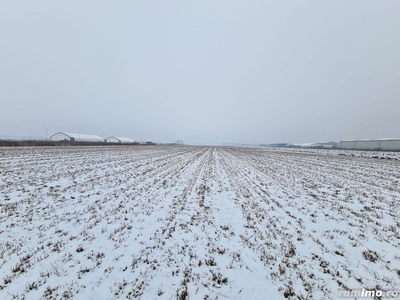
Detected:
[0,146,399,299]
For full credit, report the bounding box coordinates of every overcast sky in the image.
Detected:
[1,1,399,144]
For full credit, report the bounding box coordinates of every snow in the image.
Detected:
[0,146,399,299]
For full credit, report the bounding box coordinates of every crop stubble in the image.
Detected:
[0,146,399,299]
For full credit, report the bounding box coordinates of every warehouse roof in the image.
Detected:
[105,136,135,143]
[341,138,400,142]
[50,132,104,141]
[65,133,103,140]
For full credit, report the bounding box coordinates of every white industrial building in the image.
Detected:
[339,139,400,151]
[49,132,104,142]
[291,141,338,148]
[293,142,322,148]
[105,136,135,144]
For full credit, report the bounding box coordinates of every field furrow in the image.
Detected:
[0,146,399,299]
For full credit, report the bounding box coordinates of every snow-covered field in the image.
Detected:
[0,146,399,299]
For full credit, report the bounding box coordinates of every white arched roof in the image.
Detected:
[50,132,104,142]
[105,136,135,143]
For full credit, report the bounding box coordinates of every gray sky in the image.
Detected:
[1,1,399,144]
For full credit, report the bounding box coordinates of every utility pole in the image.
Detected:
[45,128,48,141]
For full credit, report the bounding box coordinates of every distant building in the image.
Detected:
[293,141,338,148]
[265,141,338,149]
[138,141,156,145]
[292,143,322,148]
[105,136,135,144]
[264,143,293,148]
[49,132,104,142]
[319,141,339,148]
[339,139,400,151]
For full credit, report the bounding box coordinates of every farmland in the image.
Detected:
[0,146,399,299]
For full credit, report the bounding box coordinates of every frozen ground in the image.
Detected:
[0,146,399,299]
